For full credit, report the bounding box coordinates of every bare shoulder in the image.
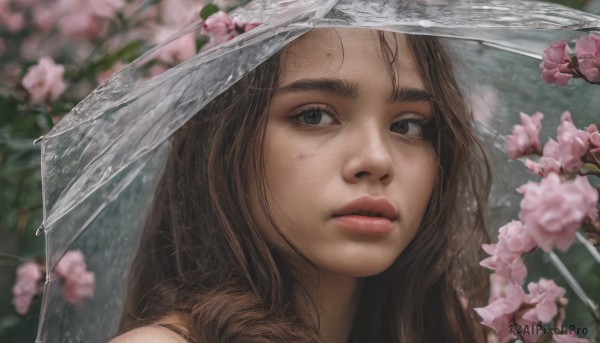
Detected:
[108,326,187,343]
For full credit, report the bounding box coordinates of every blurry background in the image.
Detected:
[0,0,598,342]
[0,1,234,341]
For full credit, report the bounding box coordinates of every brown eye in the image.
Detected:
[295,107,336,126]
[303,109,324,124]
[391,119,423,136]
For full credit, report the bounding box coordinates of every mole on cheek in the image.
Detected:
[293,152,312,160]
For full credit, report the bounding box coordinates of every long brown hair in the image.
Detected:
[119,31,491,343]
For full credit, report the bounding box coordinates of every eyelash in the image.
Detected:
[292,105,337,128]
[391,117,437,140]
[292,106,437,139]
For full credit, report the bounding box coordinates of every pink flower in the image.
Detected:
[522,278,566,323]
[158,0,204,28]
[474,283,525,342]
[243,22,261,32]
[480,243,528,284]
[14,0,39,6]
[555,112,589,172]
[588,125,600,151]
[20,37,42,62]
[58,11,107,40]
[201,32,236,51]
[575,33,600,83]
[202,11,237,51]
[33,7,56,31]
[155,29,197,64]
[147,64,168,78]
[19,35,62,61]
[480,221,536,285]
[91,0,125,18]
[11,261,43,315]
[0,5,25,32]
[203,11,235,37]
[540,40,574,86]
[497,220,537,258]
[125,2,157,23]
[4,11,25,32]
[553,333,589,343]
[62,271,95,305]
[476,277,570,343]
[54,251,85,277]
[489,274,512,302]
[539,139,562,175]
[518,174,598,252]
[524,159,543,176]
[199,11,261,52]
[505,112,544,159]
[54,0,110,40]
[54,250,95,305]
[22,57,67,104]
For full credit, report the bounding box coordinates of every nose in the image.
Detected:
[342,126,395,185]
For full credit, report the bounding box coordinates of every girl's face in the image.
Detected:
[248,29,437,277]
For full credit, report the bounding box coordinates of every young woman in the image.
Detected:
[111,28,491,343]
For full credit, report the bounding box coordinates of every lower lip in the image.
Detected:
[332,215,393,234]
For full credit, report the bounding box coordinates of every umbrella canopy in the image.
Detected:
[36,0,600,342]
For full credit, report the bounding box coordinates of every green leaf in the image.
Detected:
[584,163,600,173]
[200,4,220,20]
[113,39,145,63]
[50,101,73,116]
[0,315,20,332]
[0,96,18,123]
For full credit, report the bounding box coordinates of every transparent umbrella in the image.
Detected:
[35,0,600,342]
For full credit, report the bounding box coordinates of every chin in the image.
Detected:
[347,262,395,278]
[321,254,399,278]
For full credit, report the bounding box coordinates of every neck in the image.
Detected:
[296,271,363,343]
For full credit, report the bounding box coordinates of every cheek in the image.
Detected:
[418,153,437,194]
[265,147,319,197]
[415,154,437,194]
[264,131,324,190]
[293,152,314,160]
[397,149,438,217]
[253,143,324,246]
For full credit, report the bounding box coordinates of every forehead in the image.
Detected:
[279,28,424,89]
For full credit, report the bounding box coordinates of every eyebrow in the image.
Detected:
[275,77,433,103]
[390,86,433,103]
[276,78,359,98]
